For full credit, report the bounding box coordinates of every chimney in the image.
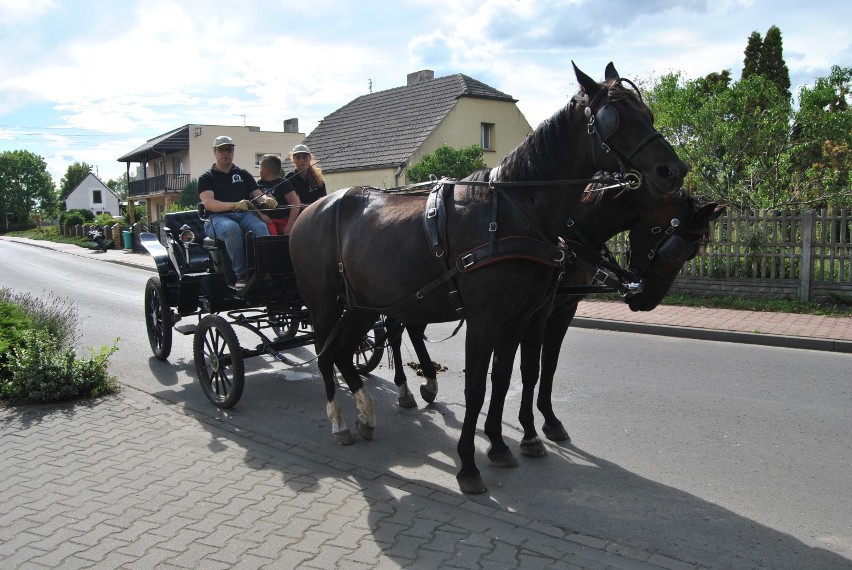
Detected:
[283,118,299,133]
[407,70,434,86]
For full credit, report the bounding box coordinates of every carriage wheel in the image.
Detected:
[270,315,299,339]
[193,315,245,408]
[144,276,173,360]
[354,321,385,375]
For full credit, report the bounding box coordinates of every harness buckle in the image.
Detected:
[426,207,437,219]
[338,262,344,273]
[488,222,497,232]
[460,254,476,269]
[593,268,608,284]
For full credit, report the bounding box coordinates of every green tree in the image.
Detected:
[59,162,93,202]
[760,26,791,99]
[741,26,791,100]
[742,32,763,80]
[178,179,199,208]
[106,175,130,199]
[407,144,487,183]
[785,65,852,207]
[0,150,56,230]
[647,72,793,209]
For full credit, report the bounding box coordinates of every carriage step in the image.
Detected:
[174,324,197,335]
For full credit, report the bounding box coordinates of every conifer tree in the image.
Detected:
[742,31,763,80]
[759,26,791,99]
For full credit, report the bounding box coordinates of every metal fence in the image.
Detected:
[608,209,852,302]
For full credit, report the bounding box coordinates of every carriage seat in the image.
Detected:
[161,209,214,272]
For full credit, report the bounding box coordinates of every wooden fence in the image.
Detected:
[608,209,852,302]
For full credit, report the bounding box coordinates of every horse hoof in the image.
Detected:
[457,474,488,495]
[398,393,417,409]
[334,430,354,446]
[356,419,375,441]
[520,438,547,458]
[419,384,437,404]
[542,422,571,442]
[487,448,518,468]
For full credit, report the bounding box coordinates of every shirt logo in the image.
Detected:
[232,174,243,184]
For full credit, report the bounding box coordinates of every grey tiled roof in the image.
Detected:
[302,74,516,172]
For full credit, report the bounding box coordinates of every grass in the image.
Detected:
[6,226,115,250]
[5,227,852,318]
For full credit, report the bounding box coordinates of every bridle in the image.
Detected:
[626,203,708,283]
[578,77,668,176]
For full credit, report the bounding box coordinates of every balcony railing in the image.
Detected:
[128,174,191,197]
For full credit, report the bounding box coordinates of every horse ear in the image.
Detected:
[604,62,619,81]
[572,61,600,96]
[693,203,725,223]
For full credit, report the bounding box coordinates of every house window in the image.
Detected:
[481,123,495,151]
[155,161,165,176]
[173,155,183,174]
[255,153,280,168]
[92,190,103,204]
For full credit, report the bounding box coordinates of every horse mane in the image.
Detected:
[494,101,578,181]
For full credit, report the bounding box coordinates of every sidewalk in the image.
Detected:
[1,235,851,569]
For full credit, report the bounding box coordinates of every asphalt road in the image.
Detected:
[2,239,850,569]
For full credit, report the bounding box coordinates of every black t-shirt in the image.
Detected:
[285,170,327,205]
[198,164,259,203]
[258,177,296,204]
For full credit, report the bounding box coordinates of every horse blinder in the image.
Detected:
[585,104,620,142]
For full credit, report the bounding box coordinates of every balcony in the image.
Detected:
[129,174,191,197]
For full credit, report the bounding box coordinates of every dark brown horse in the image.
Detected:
[289,62,689,494]
[384,180,724,457]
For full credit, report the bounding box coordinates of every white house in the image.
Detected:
[64,173,121,217]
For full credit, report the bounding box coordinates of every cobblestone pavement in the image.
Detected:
[1,388,698,569]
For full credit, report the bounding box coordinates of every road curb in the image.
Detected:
[572,317,852,354]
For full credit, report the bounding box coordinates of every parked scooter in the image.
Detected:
[88,227,109,253]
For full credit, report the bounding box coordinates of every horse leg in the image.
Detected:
[320,353,354,446]
[539,301,577,442]
[386,318,417,408]
[518,308,549,458]
[456,325,495,495]
[407,323,439,404]
[484,322,529,468]
[333,312,378,440]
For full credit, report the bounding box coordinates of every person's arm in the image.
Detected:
[198,174,248,213]
[284,190,301,233]
[199,189,251,213]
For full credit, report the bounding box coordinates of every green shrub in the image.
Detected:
[62,212,85,227]
[59,208,94,227]
[1,329,119,403]
[0,301,33,355]
[0,289,79,350]
[94,213,119,226]
[0,289,118,404]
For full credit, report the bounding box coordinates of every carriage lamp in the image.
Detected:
[179,224,195,244]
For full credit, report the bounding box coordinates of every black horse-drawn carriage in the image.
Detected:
[140,206,384,408]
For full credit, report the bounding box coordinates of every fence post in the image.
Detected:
[799,210,815,301]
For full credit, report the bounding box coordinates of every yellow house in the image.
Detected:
[300,70,533,191]
[117,122,304,222]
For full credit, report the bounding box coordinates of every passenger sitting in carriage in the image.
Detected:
[257,154,301,235]
[198,135,277,290]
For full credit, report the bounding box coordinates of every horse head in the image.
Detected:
[572,61,688,198]
[623,193,725,311]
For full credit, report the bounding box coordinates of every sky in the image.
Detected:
[0,0,849,186]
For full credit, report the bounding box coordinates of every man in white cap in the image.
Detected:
[198,135,277,289]
[285,144,327,205]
